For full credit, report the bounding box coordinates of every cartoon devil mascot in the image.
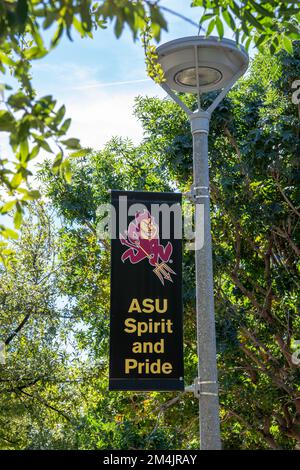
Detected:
[120,210,173,267]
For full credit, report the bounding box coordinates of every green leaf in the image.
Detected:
[199,13,215,24]
[7,91,30,109]
[28,145,40,161]
[60,118,72,133]
[249,0,274,18]
[24,46,48,60]
[0,110,15,131]
[19,189,41,201]
[52,151,63,174]
[244,10,265,31]
[1,228,19,240]
[61,138,81,149]
[206,19,216,36]
[231,1,243,18]
[282,35,293,54]
[51,22,64,47]
[245,37,252,52]
[16,0,28,24]
[55,105,66,125]
[73,16,85,37]
[32,28,45,49]
[69,148,89,158]
[255,34,267,49]
[80,0,92,31]
[269,42,276,55]
[0,52,15,66]
[1,248,15,256]
[215,16,224,39]
[20,140,29,162]
[1,200,17,213]
[43,12,57,30]
[63,159,72,184]
[14,206,23,229]
[35,138,53,153]
[114,17,124,38]
[222,10,236,30]
[10,172,23,189]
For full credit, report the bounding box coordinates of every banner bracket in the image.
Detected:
[185,378,218,398]
[184,186,210,203]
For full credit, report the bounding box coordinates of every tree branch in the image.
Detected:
[4,313,31,346]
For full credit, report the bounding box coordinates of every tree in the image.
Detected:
[1,40,299,450]
[0,203,107,449]
[39,137,200,450]
[0,156,194,450]
[193,0,300,54]
[40,42,300,449]
[134,42,300,448]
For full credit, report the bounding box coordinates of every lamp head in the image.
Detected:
[156,36,249,94]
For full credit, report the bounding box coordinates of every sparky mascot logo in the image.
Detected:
[120,209,176,285]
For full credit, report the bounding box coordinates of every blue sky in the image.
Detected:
[3,1,254,160]
[30,1,207,149]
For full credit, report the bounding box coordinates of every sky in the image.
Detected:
[29,0,207,150]
[0,0,252,230]
[3,1,216,227]
[1,0,255,227]
[2,0,255,165]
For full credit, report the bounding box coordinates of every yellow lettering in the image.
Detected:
[125,359,137,373]
[132,342,142,353]
[142,298,154,313]
[154,338,164,353]
[124,318,136,333]
[161,362,172,374]
[124,358,173,374]
[128,298,141,313]
[155,298,168,313]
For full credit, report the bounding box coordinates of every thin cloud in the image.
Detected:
[69,78,150,90]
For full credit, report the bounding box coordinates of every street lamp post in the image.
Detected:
[156,36,249,450]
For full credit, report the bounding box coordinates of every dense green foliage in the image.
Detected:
[194,0,300,54]
[1,41,300,449]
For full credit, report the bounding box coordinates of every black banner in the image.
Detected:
[109,190,184,391]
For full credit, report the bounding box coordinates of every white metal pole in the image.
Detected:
[190,111,221,450]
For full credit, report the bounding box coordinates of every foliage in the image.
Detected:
[0,161,196,450]
[0,204,74,448]
[141,15,166,84]
[134,42,300,448]
[193,0,300,54]
[1,41,300,449]
[0,0,167,241]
